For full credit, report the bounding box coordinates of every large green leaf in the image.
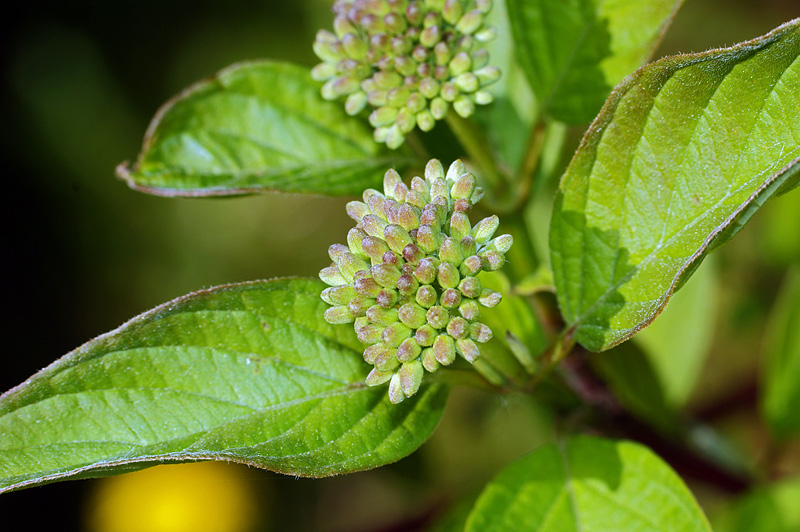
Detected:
[712,477,800,532]
[465,435,710,532]
[0,279,448,493]
[507,0,683,124]
[551,19,800,351]
[117,61,413,197]
[762,266,800,437]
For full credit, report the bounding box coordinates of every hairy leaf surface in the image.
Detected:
[117,61,412,197]
[551,19,800,351]
[0,279,447,493]
[465,435,710,532]
[507,0,683,123]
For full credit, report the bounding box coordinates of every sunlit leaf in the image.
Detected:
[507,0,683,123]
[551,19,800,351]
[465,435,711,531]
[0,279,448,493]
[117,61,413,197]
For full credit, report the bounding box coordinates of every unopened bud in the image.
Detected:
[382,321,413,347]
[456,338,481,362]
[324,305,355,324]
[366,368,394,386]
[470,322,493,343]
[426,305,449,329]
[433,334,456,365]
[397,337,422,362]
[437,261,461,288]
[421,347,440,372]
[399,359,424,397]
[478,288,502,308]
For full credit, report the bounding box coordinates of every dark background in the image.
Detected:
[1,1,797,530]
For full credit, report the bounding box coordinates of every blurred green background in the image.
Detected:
[1,0,798,530]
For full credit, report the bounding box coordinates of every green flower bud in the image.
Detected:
[397,337,422,362]
[430,97,448,119]
[489,233,514,253]
[437,261,460,288]
[453,95,475,117]
[470,321,493,343]
[382,321,413,347]
[324,305,355,324]
[426,304,449,329]
[458,276,482,298]
[460,254,483,276]
[474,90,493,105]
[367,305,400,325]
[478,287,501,308]
[472,214,499,243]
[322,284,356,305]
[311,62,338,81]
[320,265,347,286]
[440,287,462,309]
[313,0,501,148]
[320,159,513,403]
[459,299,481,321]
[374,346,401,372]
[421,347,440,372]
[376,288,399,308]
[399,359,424,397]
[348,295,375,316]
[415,324,438,346]
[388,372,405,403]
[481,249,505,270]
[345,91,369,115]
[399,302,428,328]
[366,368,394,386]
[433,334,456,365]
[416,284,438,307]
[357,323,384,344]
[443,0,463,24]
[456,338,480,362]
[456,10,483,34]
[450,211,471,240]
[417,110,436,131]
[372,263,402,287]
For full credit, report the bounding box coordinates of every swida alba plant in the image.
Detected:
[2,1,800,530]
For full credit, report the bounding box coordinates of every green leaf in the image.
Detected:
[507,0,683,124]
[117,61,413,197]
[550,19,800,351]
[465,435,711,532]
[0,279,448,493]
[762,266,800,437]
[712,477,800,532]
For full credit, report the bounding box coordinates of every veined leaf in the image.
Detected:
[0,279,448,493]
[507,0,683,124]
[117,61,413,197]
[762,266,800,437]
[465,435,711,532]
[551,19,800,351]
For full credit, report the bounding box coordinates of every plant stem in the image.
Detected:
[519,120,547,185]
[445,112,503,191]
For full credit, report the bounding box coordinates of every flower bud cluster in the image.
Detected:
[311,0,501,149]
[320,159,512,403]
